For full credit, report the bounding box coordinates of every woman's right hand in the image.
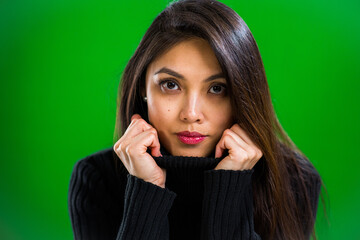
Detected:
[113,114,166,188]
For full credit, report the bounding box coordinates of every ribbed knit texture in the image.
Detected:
[68,147,321,240]
[117,175,176,239]
[201,170,260,240]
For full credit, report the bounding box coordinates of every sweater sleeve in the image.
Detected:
[200,169,261,240]
[68,158,176,240]
[117,174,176,240]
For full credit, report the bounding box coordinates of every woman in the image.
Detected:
[68,0,322,239]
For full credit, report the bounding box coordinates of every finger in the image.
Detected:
[216,135,253,170]
[230,124,257,147]
[215,140,224,158]
[224,129,251,151]
[215,130,238,158]
[227,129,263,162]
[113,141,130,170]
[131,114,142,122]
[124,114,140,132]
[130,128,162,157]
[215,131,227,158]
[230,125,263,159]
[215,129,248,158]
[149,132,162,157]
[127,114,143,130]
[113,116,152,155]
[215,148,249,170]
[218,133,242,158]
[123,116,152,139]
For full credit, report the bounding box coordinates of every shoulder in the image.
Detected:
[68,147,128,223]
[70,147,127,190]
[293,151,321,185]
[284,149,322,204]
[278,143,322,196]
[279,143,321,184]
[73,147,116,172]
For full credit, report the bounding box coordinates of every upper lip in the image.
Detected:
[177,131,206,137]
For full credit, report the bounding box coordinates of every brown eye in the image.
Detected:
[160,80,180,90]
[166,82,177,89]
[209,84,226,94]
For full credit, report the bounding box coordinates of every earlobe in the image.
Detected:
[140,87,147,102]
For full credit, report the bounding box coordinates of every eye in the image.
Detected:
[209,84,226,95]
[160,80,180,91]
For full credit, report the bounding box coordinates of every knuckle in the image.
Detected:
[118,142,124,152]
[241,152,249,161]
[117,142,123,152]
[223,129,232,136]
[137,118,148,127]
[113,143,118,152]
[249,149,257,158]
[130,118,140,128]
[148,128,157,136]
[120,142,128,154]
[125,144,132,156]
[132,116,140,123]
[230,124,238,130]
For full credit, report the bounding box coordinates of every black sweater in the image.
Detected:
[68,147,321,239]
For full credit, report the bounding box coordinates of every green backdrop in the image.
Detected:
[1,0,359,239]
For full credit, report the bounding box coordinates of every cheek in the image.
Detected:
[209,100,233,131]
[147,97,177,128]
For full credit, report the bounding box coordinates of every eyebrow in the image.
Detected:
[154,67,225,82]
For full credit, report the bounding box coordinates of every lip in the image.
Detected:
[176,131,206,145]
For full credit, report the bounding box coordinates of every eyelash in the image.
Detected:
[158,79,227,95]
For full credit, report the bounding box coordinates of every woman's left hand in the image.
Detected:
[215,124,263,170]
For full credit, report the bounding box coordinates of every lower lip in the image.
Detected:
[177,135,206,145]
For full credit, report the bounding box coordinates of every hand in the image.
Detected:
[214,124,263,170]
[113,114,166,188]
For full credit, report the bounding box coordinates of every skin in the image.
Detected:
[114,38,263,188]
[145,38,233,157]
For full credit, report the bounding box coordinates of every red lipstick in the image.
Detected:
[176,131,206,145]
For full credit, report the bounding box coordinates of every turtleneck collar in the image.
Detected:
[152,146,224,171]
[151,146,226,203]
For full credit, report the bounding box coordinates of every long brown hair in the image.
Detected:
[113,0,322,239]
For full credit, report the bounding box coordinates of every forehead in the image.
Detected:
[146,38,222,77]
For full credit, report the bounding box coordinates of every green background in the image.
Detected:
[1,0,359,239]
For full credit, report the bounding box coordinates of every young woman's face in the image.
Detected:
[145,38,233,157]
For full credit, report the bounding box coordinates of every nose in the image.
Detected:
[179,93,204,123]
